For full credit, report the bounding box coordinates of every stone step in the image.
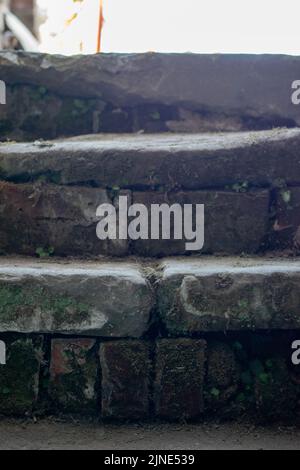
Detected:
[0,256,300,336]
[0,52,299,139]
[1,129,300,256]
[0,256,300,420]
[157,257,300,334]
[0,258,154,337]
[1,128,300,188]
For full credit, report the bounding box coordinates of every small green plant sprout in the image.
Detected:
[231,181,249,193]
[35,247,55,258]
[150,111,161,120]
[38,86,48,97]
[210,387,220,398]
[280,189,291,204]
[233,341,243,351]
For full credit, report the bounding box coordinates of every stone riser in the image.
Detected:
[0,182,271,256]
[0,181,299,256]
[1,53,300,140]
[1,129,300,256]
[0,333,299,423]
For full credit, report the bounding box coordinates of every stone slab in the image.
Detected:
[1,129,300,189]
[0,258,154,337]
[157,258,300,334]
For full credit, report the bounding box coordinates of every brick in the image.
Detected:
[49,338,98,414]
[0,336,43,416]
[206,341,240,409]
[154,339,206,420]
[100,341,151,420]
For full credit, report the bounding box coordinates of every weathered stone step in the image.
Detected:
[1,128,300,188]
[157,257,300,334]
[0,258,154,337]
[1,129,300,256]
[1,257,300,421]
[0,52,300,139]
[1,257,300,336]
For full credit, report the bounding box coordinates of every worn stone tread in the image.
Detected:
[1,256,300,335]
[0,258,154,337]
[1,128,300,188]
[157,257,300,333]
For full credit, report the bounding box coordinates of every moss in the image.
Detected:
[55,98,97,134]
[49,343,97,414]
[253,357,299,421]
[72,99,92,115]
[0,337,43,415]
[50,369,96,414]
[35,246,54,258]
[28,86,48,101]
[205,341,240,415]
[204,338,300,422]
[150,111,161,121]
[231,181,249,193]
[280,189,292,205]
[0,284,90,326]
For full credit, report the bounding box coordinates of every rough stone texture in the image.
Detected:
[49,338,97,414]
[0,181,129,256]
[1,129,300,190]
[0,52,299,134]
[154,339,206,420]
[0,259,154,337]
[272,187,300,252]
[0,336,43,416]
[254,358,299,421]
[206,341,240,409]
[100,340,151,420]
[0,85,116,141]
[132,189,269,256]
[157,258,300,334]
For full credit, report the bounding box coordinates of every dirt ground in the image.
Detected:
[0,419,299,450]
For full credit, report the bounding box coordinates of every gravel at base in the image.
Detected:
[0,419,299,450]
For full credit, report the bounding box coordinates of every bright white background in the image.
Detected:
[37,0,300,55]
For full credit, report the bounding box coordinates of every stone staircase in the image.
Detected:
[0,52,300,422]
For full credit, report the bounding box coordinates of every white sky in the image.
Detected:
[37,0,300,55]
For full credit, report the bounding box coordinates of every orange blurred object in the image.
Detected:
[96,0,104,53]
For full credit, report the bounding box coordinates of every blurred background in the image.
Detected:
[0,0,300,55]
